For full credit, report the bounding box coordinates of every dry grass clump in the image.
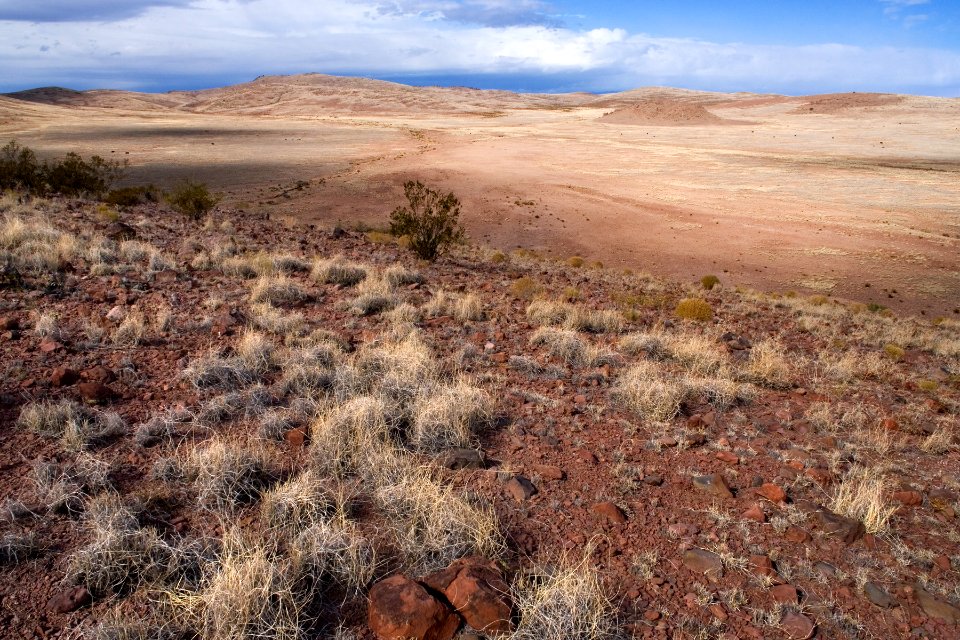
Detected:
[310,396,394,479]
[612,360,691,421]
[425,289,485,321]
[65,494,187,597]
[0,215,78,273]
[32,310,61,339]
[196,392,247,427]
[375,464,502,573]
[921,422,958,454]
[311,255,368,286]
[510,552,615,640]
[182,440,274,513]
[135,410,190,447]
[33,453,111,513]
[817,349,888,382]
[510,276,542,300]
[276,346,338,397]
[661,331,727,376]
[530,327,612,367]
[383,263,423,288]
[617,331,668,359]
[353,333,436,401]
[830,466,897,535]
[186,533,305,640]
[526,301,622,334]
[675,297,714,321]
[118,240,155,263]
[259,470,335,535]
[113,311,146,347]
[0,533,37,566]
[347,276,397,316]
[384,301,422,325]
[739,338,793,389]
[409,379,493,451]
[183,332,277,390]
[18,400,125,451]
[288,518,378,594]
[249,274,310,305]
[248,303,306,336]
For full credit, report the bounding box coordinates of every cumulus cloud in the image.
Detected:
[0,0,958,96]
[0,0,195,22]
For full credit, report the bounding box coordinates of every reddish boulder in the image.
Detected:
[368,574,460,640]
[82,366,116,383]
[756,482,787,504]
[444,558,512,635]
[77,381,116,404]
[891,490,922,506]
[48,586,91,613]
[692,473,733,499]
[51,367,80,387]
[591,501,627,525]
[780,612,816,639]
[742,503,766,523]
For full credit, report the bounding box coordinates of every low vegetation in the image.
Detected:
[388,180,465,261]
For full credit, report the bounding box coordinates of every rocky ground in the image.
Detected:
[1,194,959,640]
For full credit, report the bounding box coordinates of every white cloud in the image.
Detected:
[1,0,958,95]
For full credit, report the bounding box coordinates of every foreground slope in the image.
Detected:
[1,195,959,639]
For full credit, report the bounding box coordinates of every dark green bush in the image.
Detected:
[0,141,42,193]
[0,140,123,197]
[165,181,221,219]
[104,185,159,207]
[388,180,464,261]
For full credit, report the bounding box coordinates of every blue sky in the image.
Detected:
[1,0,959,96]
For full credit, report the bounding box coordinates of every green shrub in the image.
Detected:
[166,180,221,219]
[104,185,158,207]
[0,140,122,197]
[675,298,713,321]
[700,275,720,290]
[388,181,464,261]
[0,140,42,192]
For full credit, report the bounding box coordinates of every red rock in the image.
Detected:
[749,555,780,580]
[39,338,63,353]
[784,527,811,544]
[577,449,598,464]
[915,585,960,623]
[590,501,627,525]
[934,555,952,572]
[682,549,723,579]
[77,381,116,404]
[51,367,80,387]
[82,366,116,383]
[743,503,766,523]
[48,586,91,613]
[444,559,512,635]
[504,476,537,501]
[815,508,865,544]
[533,464,565,480]
[770,584,799,604]
[715,451,739,464]
[892,490,922,506]
[756,482,787,503]
[368,574,460,640]
[692,473,733,499]
[643,609,660,621]
[805,467,833,486]
[882,417,898,431]
[780,612,816,639]
[284,428,308,447]
[708,604,729,620]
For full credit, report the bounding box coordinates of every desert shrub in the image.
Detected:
[490,250,507,264]
[182,440,274,513]
[104,185,158,207]
[249,274,310,305]
[18,399,125,451]
[567,256,584,268]
[43,152,123,197]
[33,453,111,513]
[701,275,720,290]
[511,552,615,640]
[675,297,713,321]
[0,140,42,192]
[65,495,188,597]
[613,361,690,421]
[830,466,896,535]
[311,255,368,286]
[510,277,541,300]
[166,180,221,219]
[388,180,464,261]
[740,339,792,388]
[410,380,492,451]
[883,343,905,361]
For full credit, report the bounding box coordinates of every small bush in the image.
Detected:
[883,343,905,361]
[700,275,720,290]
[104,185,158,207]
[567,256,584,268]
[388,180,465,261]
[1,140,123,197]
[510,277,541,300]
[166,180,221,219]
[675,298,713,321]
[490,250,507,264]
[312,255,368,286]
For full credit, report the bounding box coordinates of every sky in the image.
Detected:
[1,0,959,96]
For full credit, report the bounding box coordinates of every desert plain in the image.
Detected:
[2,74,958,315]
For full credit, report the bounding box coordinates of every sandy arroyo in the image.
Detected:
[2,75,958,315]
